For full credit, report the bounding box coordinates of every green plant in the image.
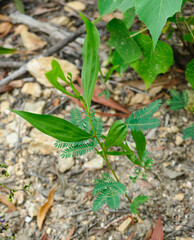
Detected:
[166,89,194,141]
[97,0,193,90]
[11,14,163,215]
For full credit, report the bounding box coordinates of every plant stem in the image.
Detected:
[184,18,194,40]
[130,28,148,38]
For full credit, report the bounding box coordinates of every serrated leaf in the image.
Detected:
[80,13,100,110]
[185,59,194,90]
[0,46,17,54]
[135,0,182,49]
[107,193,120,210]
[92,183,111,195]
[165,89,188,110]
[105,120,128,148]
[126,118,160,131]
[111,182,126,195]
[92,192,107,212]
[11,110,92,142]
[130,195,148,215]
[107,18,141,64]
[131,34,174,90]
[131,130,146,160]
[182,124,194,141]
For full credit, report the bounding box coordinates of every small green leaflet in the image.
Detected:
[107,18,141,64]
[131,130,146,160]
[92,173,126,211]
[14,0,25,13]
[126,100,162,131]
[0,46,16,54]
[80,13,100,110]
[165,89,188,110]
[105,120,128,148]
[131,34,174,90]
[11,110,92,142]
[135,0,182,49]
[130,195,148,215]
[185,59,194,90]
[182,124,194,141]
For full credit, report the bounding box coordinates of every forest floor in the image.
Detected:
[0,0,193,239]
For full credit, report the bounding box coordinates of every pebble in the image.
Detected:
[58,156,74,173]
[175,135,184,146]
[9,80,24,88]
[0,100,9,114]
[6,132,17,147]
[50,16,70,26]
[64,1,86,12]
[24,100,45,114]
[175,193,184,201]
[117,217,132,233]
[27,202,40,218]
[167,126,179,133]
[83,157,103,169]
[21,82,42,97]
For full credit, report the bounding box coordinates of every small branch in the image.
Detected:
[130,28,148,38]
[0,61,25,69]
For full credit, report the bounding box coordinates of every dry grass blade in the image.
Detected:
[65,225,76,240]
[37,184,57,230]
[0,195,17,212]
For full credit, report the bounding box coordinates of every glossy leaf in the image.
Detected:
[185,59,194,90]
[0,46,16,54]
[80,13,100,109]
[105,120,128,148]
[135,0,182,49]
[11,110,92,142]
[131,34,173,90]
[131,130,146,160]
[107,18,141,64]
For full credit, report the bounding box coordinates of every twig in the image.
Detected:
[0,21,107,87]
[0,61,25,68]
[68,179,94,186]
[44,98,68,115]
[64,208,92,219]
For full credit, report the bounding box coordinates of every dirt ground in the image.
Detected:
[0,0,194,240]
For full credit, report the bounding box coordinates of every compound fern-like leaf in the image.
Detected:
[165,89,188,110]
[182,124,194,141]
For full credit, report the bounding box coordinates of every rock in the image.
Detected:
[130,93,145,105]
[175,135,184,146]
[26,57,79,87]
[14,191,25,205]
[21,82,41,97]
[83,157,103,170]
[58,156,74,173]
[9,80,24,88]
[117,217,132,233]
[6,132,17,147]
[0,100,9,114]
[175,193,184,201]
[167,126,179,133]
[43,88,52,98]
[50,16,70,26]
[64,1,86,12]
[24,101,45,114]
[27,202,40,218]
[163,168,185,179]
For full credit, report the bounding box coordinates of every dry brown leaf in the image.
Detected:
[0,22,12,38]
[0,195,17,212]
[37,184,57,230]
[151,214,164,240]
[0,14,10,21]
[65,225,76,240]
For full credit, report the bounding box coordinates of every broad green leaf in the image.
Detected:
[107,18,141,64]
[112,51,129,74]
[98,0,122,16]
[0,46,16,54]
[182,124,194,141]
[185,59,194,90]
[131,34,173,90]
[123,7,135,29]
[14,0,25,13]
[184,32,194,43]
[105,120,128,148]
[165,89,188,110]
[131,130,146,160]
[118,0,135,12]
[107,193,120,210]
[135,0,182,49]
[11,110,92,142]
[80,13,100,109]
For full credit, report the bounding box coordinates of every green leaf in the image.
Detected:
[184,32,194,43]
[14,0,25,13]
[131,34,174,90]
[182,124,194,141]
[104,65,119,83]
[80,13,100,110]
[185,59,194,90]
[0,46,16,54]
[126,118,160,131]
[123,7,135,29]
[111,182,126,195]
[92,192,107,212]
[98,0,122,16]
[105,120,128,148]
[135,0,182,49]
[130,195,148,215]
[11,110,92,142]
[119,142,141,166]
[107,193,120,210]
[112,51,129,74]
[118,0,135,12]
[131,130,146,160]
[142,150,153,169]
[165,89,188,110]
[107,18,141,64]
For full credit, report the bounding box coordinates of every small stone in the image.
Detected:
[21,82,41,97]
[167,126,179,133]
[50,16,70,26]
[58,157,74,173]
[117,217,132,233]
[175,193,184,201]
[175,135,184,146]
[46,227,52,235]
[28,203,40,218]
[0,101,9,114]
[14,191,25,205]
[64,1,86,12]
[43,88,52,98]
[6,132,17,147]
[130,93,145,105]
[9,80,24,88]
[106,118,114,126]
[24,101,45,114]
[25,216,32,223]
[83,157,103,170]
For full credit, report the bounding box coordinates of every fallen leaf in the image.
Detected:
[0,195,17,212]
[0,14,10,21]
[146,228,153,240]
[32,7,59,16]
[151,214,164,240]
[41,233,47,240]
[0,22,12,38]
[125,230,136,240]
[65,225,76,240]
[37,184,57,230]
